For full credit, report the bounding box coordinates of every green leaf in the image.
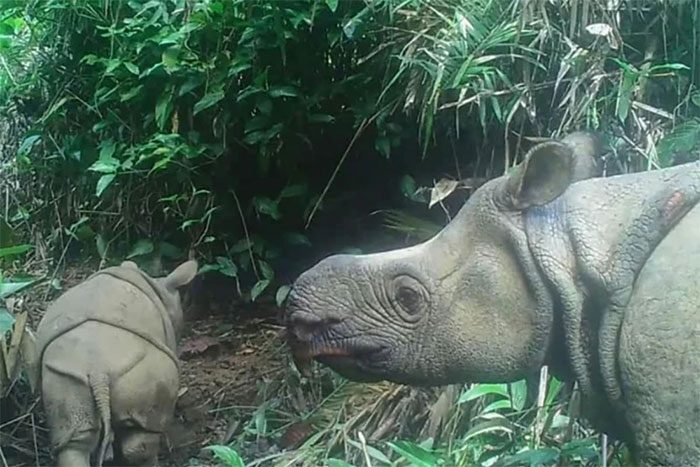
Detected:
[463,415,514,441]
[179,76,204,96]
[161,46,179,68]
[399,175,418,200]
[95,174,116,197]
[216,256,238,277]
[120,85,144,102]
[230,239,252,254]
[258,260,274,280]
[279,183,308,199]
[656,119,700,167]
[96,235,108,259]
[308,113,335,123]
[560,438,599,461]
[481,399,513,414]
[691,91,700,108]
[0,307,15,335]
[326,460,356,467]
[458,383,509,404]
[252,197,281,220]
[283,232,311,246]
[251,279,270,302]
[194,89,225,115]
[256,96,273,115]
[387,440,441,467]
[275,285,291,307]
[375,135,391,158]
[0,244,32,258]
[346,440,392,464]
[205,445,245,467]
[156,88,173,131]
[268,85,299,98]
[123,62,140,75]
[509,379,528,411]
[16,134,40,157]
[545,376,563,406]
[616,67,638,122]
[499,447,560,466]
[325,0,339,13]
[127,239,154,259]
[0,279,36,299]
[89,160,119,174]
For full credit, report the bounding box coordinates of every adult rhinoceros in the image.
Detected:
[284,131,700,466]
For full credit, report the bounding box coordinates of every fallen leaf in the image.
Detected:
[179,336,220,359]
[429,178,459,208]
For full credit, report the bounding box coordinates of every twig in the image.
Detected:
[0,446,7,467]
[304,117,372,229]
[357,431,373,467]
[229,188,259,280]
[601,433,608,467]
[533,365,549,446]
[31,413,39,467]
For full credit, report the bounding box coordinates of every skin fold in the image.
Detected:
[36,260,198,467]
[284,131,700,466]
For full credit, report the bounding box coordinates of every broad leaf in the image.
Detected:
[89,159,119,174]
[0,244,32,258]
[275,285,291,307]
[387,440,442,467]
[155,88,173,131]
[96,235,108,259]
[279,184,308,199]
[0,279,36,299]
[375,135,391,158]
[458,383,509,404]
[250,279,270,302]
[194,89,225,115]
[258,260,274,280]
[269,85,299,98]
[509,378,528,411]
[127,239,154,259]
[252,197,281,220]
[216,256,238,277]
[429,179,459,208]
[0,307,15,335]
[96,174,116,197]
[205,445,245,467]
[325,0,339,13]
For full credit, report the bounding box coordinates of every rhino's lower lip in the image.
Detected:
[289,338,386,376]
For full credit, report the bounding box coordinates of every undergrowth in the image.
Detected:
[3,0,700,466]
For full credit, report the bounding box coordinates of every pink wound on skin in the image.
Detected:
[662,190,686,224]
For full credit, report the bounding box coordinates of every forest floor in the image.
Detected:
[2,263,303,467]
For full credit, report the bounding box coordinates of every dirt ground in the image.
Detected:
[2,265,292,467]
[163,309,287,466]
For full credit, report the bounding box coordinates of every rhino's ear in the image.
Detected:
[164,260,198,291]
[506,141,574,210]
[120,260,139,269]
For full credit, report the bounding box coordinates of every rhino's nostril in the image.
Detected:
[287,310,341,341]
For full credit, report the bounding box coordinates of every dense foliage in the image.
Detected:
[3,0,700,466]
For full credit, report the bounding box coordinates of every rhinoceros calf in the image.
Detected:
[284,131,700,466]
[36,260,198,467]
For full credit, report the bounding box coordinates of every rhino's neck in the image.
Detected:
[524,160,700,439]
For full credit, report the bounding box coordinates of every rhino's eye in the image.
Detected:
[397,286,420,313]
[390,274,427,321]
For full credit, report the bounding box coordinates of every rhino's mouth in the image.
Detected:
[287,333,387,381]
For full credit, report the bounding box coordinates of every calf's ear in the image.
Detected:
[505,141,574,210]
[164,260,199,292]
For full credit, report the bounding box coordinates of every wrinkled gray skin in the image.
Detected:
[285,131,700,466]
[36,260,198,467]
